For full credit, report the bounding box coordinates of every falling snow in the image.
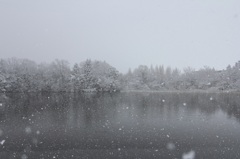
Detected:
[0,140,5,145]
[0,91,240,158]
[182,150,195,159]
[166,142,175,151]
[21,154,28,159]
[36,130,40,135]
[25,127,32,134]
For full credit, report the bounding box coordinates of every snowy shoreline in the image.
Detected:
[120,89,239,93]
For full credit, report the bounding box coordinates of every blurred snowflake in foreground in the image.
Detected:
[182,150,195,159]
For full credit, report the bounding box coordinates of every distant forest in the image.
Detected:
[0,58,240,93]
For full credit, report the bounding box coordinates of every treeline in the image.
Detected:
[0,58,240,92]
[0,58,120,92]
[121,62,240,91]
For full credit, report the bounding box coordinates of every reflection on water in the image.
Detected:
[0,92,240,159]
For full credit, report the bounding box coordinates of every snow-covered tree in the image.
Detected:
[1,57,240,92]
[79,59,96,89]
[0,72,6,92]
[71,63,81,92]
[91,61,120,92]
[49,59,71,92]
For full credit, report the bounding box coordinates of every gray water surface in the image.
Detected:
[0,92,240,159]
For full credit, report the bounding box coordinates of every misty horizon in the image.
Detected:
[1,0,240,73]
[1,57,237,74]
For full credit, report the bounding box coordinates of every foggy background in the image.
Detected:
[0,0,239,73]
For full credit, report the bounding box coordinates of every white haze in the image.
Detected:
[0,0,239,73]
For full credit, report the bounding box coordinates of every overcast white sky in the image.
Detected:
[0,0,239,73]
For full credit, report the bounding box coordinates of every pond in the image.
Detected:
[0,92,240,159]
